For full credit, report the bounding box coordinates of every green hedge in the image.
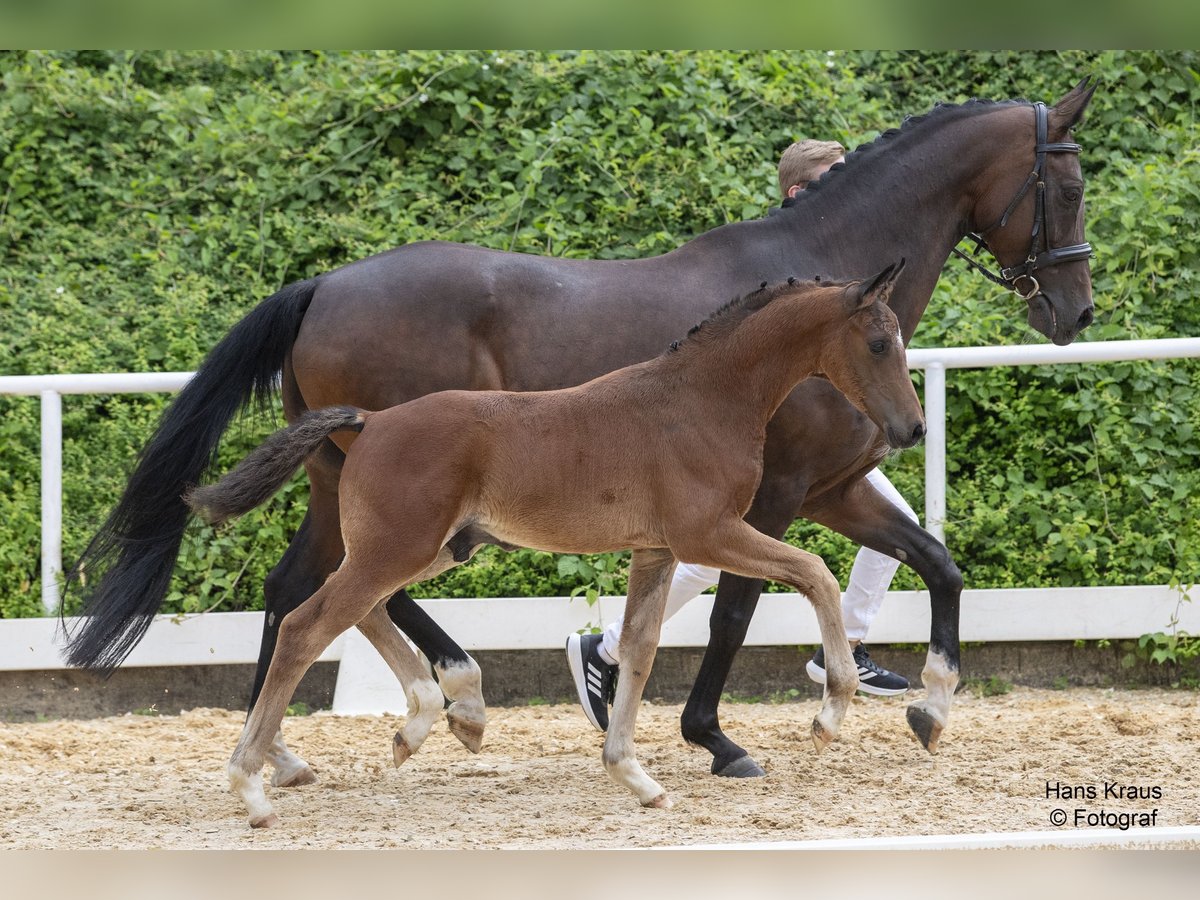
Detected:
[1,50,1198,618]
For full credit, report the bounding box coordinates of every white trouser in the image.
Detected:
[599,467,917,663]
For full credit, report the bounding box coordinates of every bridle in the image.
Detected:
[952,101,1093,301]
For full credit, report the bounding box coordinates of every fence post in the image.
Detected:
[40,390,63,615]
[924,362,946,545]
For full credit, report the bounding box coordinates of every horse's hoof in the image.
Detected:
[272,764,318,788]
[906,703,943,753]
[713,755,766,778]
[447,711,485,754]
[249,813,280,829]
[811,718,834,752]
[643,793,673,809]
[393,733,413,767]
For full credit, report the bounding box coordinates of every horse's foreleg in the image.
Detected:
[355,601,452,764]
[603,548,677,808]
[679,573,765,776]
[805,476,963,752]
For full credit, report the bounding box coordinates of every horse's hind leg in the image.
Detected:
[603,548,677,807]
[355,601,454,763]
[229,561,410,828]
[385,590,486,753]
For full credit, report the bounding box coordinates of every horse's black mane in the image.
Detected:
[800,97,1029,198]
[667,98,1031,354]
[668,275,842,353]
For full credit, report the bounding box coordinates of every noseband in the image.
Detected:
[953,102,1093,301]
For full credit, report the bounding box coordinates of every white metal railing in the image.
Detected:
[905,338,1200,542]
[3,336,1200,614]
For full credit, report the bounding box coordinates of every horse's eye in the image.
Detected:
[869,340,887,355]
[1063,187,1081,203]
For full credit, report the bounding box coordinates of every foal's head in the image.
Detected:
[820,261,925,450]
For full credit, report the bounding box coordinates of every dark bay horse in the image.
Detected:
[186,269,924,826]
[65,81,1097,782]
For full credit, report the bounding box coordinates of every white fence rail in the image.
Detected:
[5,585,1197,715]
[3,337,1200,614]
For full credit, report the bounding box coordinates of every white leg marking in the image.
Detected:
[920,647,958,726]
[603,754,671,808]
[395,677,446,762]
[906,647,959,752]
[229,762,276,827]
[266,730,318,787]
[437,657,487,753]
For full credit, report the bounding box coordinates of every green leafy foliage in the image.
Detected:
[2,51,1198,618]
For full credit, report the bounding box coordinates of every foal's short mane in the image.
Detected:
[668,276,845,354]
[799,98,1030,198]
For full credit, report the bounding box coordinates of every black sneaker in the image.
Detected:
[566,632,617,732]
[805,644,909,696]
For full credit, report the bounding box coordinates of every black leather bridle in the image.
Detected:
[952,101,1093,300]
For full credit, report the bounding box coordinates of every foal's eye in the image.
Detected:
[869,340,887,355]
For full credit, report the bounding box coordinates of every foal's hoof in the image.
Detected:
[272,764,318,788]
[643,793,673,810]
[249,813,280,829]
[906,702,944,753]
[811,718,835,752]
[447,709,485,754]
[393,733,414,767]
[713,755,766,779]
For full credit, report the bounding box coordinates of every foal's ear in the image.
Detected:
[1051,77,1098,132]
[848,258,906,312]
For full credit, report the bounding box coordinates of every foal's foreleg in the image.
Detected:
[603,548,678,808]
[675,521,858,750]
[806,477,963,752]
[355,602,459,763]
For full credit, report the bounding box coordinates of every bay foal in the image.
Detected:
[188,266,924,826]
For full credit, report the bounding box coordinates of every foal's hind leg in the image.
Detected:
[383,544,487,753]
[253,449,348,787]
[257,508,341,787]
[229,562,409,828]
[603,548,678,808]
[355,601,454,764]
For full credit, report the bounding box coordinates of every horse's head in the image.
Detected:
[972,80,1098,346]
[825,261,926,450]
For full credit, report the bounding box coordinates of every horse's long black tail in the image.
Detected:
[186,407,365,526]
[63,278,320,673]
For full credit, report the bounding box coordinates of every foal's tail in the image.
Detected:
[186,407,366,526]
[63,279,319,673]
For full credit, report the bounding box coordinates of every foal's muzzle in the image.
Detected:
[887,420,926,450]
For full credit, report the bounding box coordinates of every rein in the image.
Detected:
[952,101,1093,300]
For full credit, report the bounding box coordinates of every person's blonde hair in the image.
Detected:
[778,139,846,198]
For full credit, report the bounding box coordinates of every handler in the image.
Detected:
[566,138,917,732]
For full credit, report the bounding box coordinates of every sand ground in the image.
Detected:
[1,687,1196,849]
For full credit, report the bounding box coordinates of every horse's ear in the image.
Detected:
[1050,78,1098,133]
[849,258,906,312]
